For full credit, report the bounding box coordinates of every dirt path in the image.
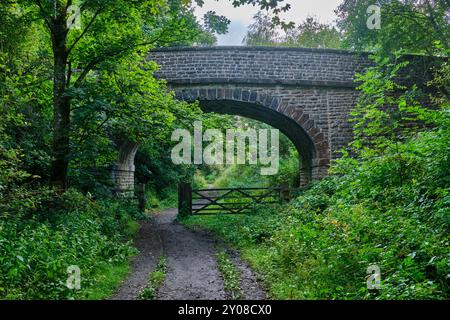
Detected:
[155,209,227,300]
[227,250,268,300]
[111,219,162,300]
[113,208,267,300]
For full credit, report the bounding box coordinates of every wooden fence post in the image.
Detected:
[178,183,192,217]
[136,183,146,212]
[280,183,290,202]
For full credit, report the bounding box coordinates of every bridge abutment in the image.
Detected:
[112,140,140,196]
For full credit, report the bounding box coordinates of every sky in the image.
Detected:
[194,0,343,45]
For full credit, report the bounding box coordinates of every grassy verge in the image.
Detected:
[0,189,144,300]
[79,260,133,300]
[138,255,167,300]
[216,251,242,300]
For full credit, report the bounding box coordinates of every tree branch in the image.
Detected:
[73,58,101,88]
[72,23,199,88]
[33,0,55,36]
[72,41,153,88]
[66,60,72,89]
[76,114,112,145]
[67,7,103,56]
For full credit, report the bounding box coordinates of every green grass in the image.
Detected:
[146,189,178,213]
[124,219,140,238]
[79,219,140,300]
[78,216,141,300]
[216,251,242,300]
[79,260,133,300]
[138,255,167,300]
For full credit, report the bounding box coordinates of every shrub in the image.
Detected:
[183,127,450,300]
[0,188,139,299]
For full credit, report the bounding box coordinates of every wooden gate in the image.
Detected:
[178,183,289,216]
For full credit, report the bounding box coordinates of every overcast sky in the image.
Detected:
[194,0,343,45]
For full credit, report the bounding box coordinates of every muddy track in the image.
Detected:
[155,209,227,300]
[111,219,162,300]
[112,208,267,300]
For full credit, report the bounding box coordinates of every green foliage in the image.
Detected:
[138,255,167,300]
[336,0,450,55]
[216,251,242,300]
[283,17,342,49]
[243,11,281,46]
[182,54,449,299]
[203,11,230,35]
[184,131,449,299]
[212,147,299,189]
[244,12,342,49]
[1,0,448,301]
[145,186,178,211]
[81,261,131,300]
[192,170,209,189]
[191,115,301,189]
[0,189,140,299]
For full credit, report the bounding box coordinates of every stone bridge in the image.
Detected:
[149,46,373,185]
[114,46,376,190]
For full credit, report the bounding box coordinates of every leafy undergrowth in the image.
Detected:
[183,129,450,300]
[146,187,178,213]
[139,255,167,300]
[216,251,242,300]
[0,188,143,300]
[82,261,132,300]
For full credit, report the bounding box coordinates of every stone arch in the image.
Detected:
[112,140,140,195]
[112,87,330,192]
[175,87,331,185]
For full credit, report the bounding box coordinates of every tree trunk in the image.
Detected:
[49,12,70,191]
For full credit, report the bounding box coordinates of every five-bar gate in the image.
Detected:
[178,183,289,216]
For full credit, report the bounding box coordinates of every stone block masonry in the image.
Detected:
[147,46,374,182]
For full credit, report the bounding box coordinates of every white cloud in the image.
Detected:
[194,0,343,45]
